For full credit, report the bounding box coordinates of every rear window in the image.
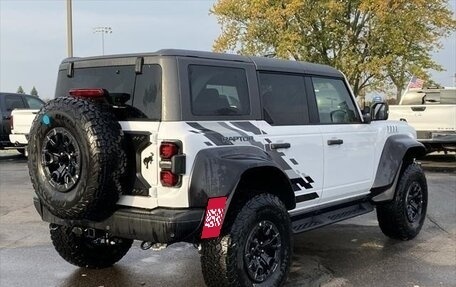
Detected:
[189,65,250,116]
[55,65,162,120]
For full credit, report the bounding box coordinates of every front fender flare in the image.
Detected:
[371,134,426,202]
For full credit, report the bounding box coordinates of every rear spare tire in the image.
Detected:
[28,97,126,220]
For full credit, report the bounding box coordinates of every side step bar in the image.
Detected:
[291,200,374,234]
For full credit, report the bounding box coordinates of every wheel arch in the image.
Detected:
[230,166,296,210]
[188,146,295,210]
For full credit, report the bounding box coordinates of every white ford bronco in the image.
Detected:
[29,50,427,287]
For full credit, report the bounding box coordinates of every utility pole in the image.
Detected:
[93,27,112,55]
[66,0,73,57]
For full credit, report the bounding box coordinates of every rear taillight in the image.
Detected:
[159,141,185,187]
[160,171,179,187]
[160,142,179,159]
[69,88,106,98]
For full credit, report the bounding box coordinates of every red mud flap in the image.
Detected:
[201,197,228,239]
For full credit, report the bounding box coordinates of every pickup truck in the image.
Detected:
[389,87,456,153]
[9,108,41,154]
[0,92,44,154]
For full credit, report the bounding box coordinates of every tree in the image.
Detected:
[16,86,25,94]
[30,86,38,97]
[211,0,456,100]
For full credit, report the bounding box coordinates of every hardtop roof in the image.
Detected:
[61,49,343,77]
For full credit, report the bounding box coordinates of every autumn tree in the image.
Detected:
[30,86,38,97]
[16,86,25,94]
[212,0,456,100]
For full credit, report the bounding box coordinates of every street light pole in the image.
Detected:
[93,27,112,55]
[66,0,73,57]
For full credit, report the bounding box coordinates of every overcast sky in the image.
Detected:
[0,0,455,98]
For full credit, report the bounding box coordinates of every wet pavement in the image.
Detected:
[0,151,455,287]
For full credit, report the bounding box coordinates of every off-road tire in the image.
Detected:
[377,163,428,240]
[201,194,292,287]
[50,224,133,269]
[28,97,126,220]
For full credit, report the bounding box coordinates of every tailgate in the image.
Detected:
[389,105,456,131]
[11,109,40,134]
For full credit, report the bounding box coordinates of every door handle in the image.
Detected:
[270,143,291,149]
[327,139,343,145]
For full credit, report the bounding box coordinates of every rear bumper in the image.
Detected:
[417,131,456,144]
[34,198,205,244]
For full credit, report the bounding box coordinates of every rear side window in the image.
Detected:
[5,95,26,111]
[312,77,360,124]
[189,65,250,116]
[132,65,162,120]
[24,96,44,109]
[259,73,309,125]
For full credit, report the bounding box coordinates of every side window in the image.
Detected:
[5,95,26,111]
[133,64,162,120]
[312,77,361,124]
[24,96,44,109]
[259,73,309,125]
[189,65,250,116]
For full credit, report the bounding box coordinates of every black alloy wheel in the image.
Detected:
[405,181,424,223]
[244,220,282,283]
[41,127,81,192]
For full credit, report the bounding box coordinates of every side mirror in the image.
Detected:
[362,113,372,124]
[361,106,371,124]
[371,102,389,121]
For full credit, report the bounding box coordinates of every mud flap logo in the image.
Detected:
[201,197,227,239]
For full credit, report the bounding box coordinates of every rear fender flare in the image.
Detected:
[188,146,295,209]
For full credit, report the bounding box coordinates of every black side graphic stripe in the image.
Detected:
[230,121,262,135]
[218,122,264,149]
[290,158,298,165]
[291,178,313,190]
[187,122,232,146]
[296,192,319,203]
[305,176,314,183]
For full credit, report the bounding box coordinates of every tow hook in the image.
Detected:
[140,241,167,251]
[193,243,202,254]
[141,241,153,250]
[86,228,96,238]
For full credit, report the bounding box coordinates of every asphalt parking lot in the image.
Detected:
[0,151,455,287]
